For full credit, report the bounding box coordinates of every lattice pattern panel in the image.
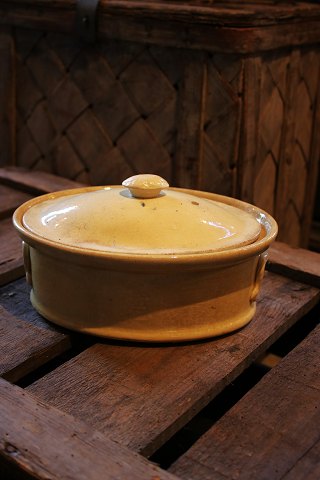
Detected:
[15,29,181,186]
[251,48,320,245]
[280,50,320,244]
[201,54,243,196]
[253,51,288,216]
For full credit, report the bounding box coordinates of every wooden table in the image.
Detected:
[1,167,320,480]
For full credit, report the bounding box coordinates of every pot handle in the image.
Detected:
[22,241,33,287]
[250,251,268,303]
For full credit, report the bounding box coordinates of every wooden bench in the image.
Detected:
[0,167,319,479]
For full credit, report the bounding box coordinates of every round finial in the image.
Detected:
[122,174,169,199]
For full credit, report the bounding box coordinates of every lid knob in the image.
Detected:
[122,174,169,199]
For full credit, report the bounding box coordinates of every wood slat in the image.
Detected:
[0,305,70,383]
[273,49,299,240]
[238,56,261,202]
[0,378,178,480]
[1,1,320,56]
[2,0,320,25]
[0,184,31,219]
[175,51,206,189]
[170,323,320,480]
[267,241,320,288]
[281,440,320,480]
[0,218,24,287]
[300,54,320,247]
[0,166,85,195]
[27,272,320,457]
[0,26,15,167]
[0,167,85,286]
[275,50,309,247]
[0,278,56,331]
[200,56,242,197]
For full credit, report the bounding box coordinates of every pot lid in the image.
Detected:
[22,174,261,255]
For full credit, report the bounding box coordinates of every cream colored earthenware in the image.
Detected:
[13,174,277,342]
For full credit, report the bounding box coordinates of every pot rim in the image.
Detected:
[13,186,278,269]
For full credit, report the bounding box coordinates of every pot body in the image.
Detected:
[24,243,267,342]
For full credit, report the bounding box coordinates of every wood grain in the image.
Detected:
[0,305,70,383]
[0,278,64,332]
[0,184,31,219]
[0,218,24,287]
[200,54,242,196]
[238,56,261,202]
[1,1,320,53]
[170,324,320,480]
[300,53,320,247]
[28,272,320,457]
[0,26,15,167]
[174,51,206,189]
[0,166,85,195]
[267,241,320,288]
[0,168,84,286]
[275,49,304,246]
[281,440,320,480]
[252,52,288,216]
[7,20,320,247]
[0,378,178,480]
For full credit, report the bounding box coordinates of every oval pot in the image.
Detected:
[14,189,277,342]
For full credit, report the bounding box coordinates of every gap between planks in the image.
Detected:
[170,323,320,480]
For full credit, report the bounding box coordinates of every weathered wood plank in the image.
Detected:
[0,168,86,286]
[200,55,242,196]
[170,324,320,480]
[174,51,206,188]
[0,218,24,287]
[0,305,70,383]
[0,378,178,480]
[281,439,320,480]
[274,49,303,246]
[0,166,85,195]
[0,26,15,166]
[0,278,64,332]
[252,52,288,217]
[0,166,88,287]
[0,184,31,219]
[1,1,320,56]
[28,272,320,456]
[267,241,320,288]
[238,56,261,202]
[300,54,320,247]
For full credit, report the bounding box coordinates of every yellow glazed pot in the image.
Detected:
[13,174,277,342]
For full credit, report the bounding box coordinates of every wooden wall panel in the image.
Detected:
[238,56,261,203]
[15,31,180,186]
[5,25,320,247]
[174,51,206,189]
[200,54,243,196]
[238,48,320,246]
[275,49,320,246]
[300,51,320,247]
[253,52,288,216]
[0,26,15,166]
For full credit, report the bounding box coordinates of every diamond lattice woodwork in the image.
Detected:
[16,30,181,186]
[8,27,320,246]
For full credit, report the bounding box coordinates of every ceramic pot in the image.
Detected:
[13,174,277,342]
